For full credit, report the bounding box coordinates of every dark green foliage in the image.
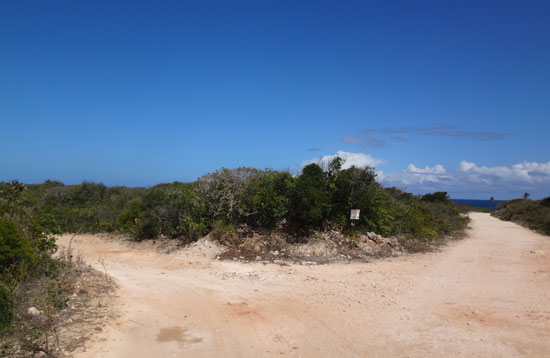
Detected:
[330,166,395,234]
[421,191,450,203]
[136,209,162,240]
[290,164,331,227]
[0,181,65,339]
[118,198,143,237]
[493,197,550,235]
[242,171,294,228]
[1,159,467,246]
[0,284,13,334]
[0,218,36,274]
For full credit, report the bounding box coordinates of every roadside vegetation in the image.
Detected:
[492,196,550,235]
[1,158,469,351]
[2,158,467,249]
[0,181,115,356]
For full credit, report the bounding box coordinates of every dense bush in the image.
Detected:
[1,158,467,245]
[493,198,550,235]
[0,218,36,273]
[290,164,331,228]
[242,170,294,228]
[421,191,450,203]
[196,167,261,222]
[0,284,13,334]
[0,182,60,335]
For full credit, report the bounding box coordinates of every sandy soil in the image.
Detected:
[57,213,550,357]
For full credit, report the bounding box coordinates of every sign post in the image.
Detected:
[350,209,360,228]
[350,209,360,220]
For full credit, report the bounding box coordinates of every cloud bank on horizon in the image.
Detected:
[304,151,550,200]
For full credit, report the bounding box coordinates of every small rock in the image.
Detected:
[301,261,317,265]
[255,256,262,261]
[27,307,40,316]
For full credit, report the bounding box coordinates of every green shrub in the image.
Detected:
[290,164,331,227]
[242,171,293,228]
[421,192,450,203]
[176,215,208,243]
[118,198,143,237]
[1,165,469,252]
[0,284,13,334]
[385,187,467,241]
[0,218,36,274]
[209,220,237,245]
[493,198,550,235]
[135,209,161,240]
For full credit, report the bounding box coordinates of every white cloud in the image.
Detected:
[406,164,446,174]
[382,163,449,186]
[458,161,476,171]
[459,160,550,184]
[302,151,385,170]
[300,152,549,198]
[381,160,550,199]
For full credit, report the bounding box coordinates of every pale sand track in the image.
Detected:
[57,213,550,357]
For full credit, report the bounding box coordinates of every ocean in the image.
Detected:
[452,199,504,210]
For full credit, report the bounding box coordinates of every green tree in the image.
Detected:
[421,192,450,203]
[290,164,331,228]
[242,170,294,227]
[0,218,36,275]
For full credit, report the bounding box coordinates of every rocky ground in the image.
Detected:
[219,226,403,264]
[2,257,117,357]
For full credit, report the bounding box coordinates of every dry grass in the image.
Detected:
[0,248,117,357]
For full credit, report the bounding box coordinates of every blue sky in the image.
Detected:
[1,1,549,199]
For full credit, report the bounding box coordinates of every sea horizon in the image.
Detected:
[452,199,504,210]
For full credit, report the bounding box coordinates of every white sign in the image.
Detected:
[350,209,360,220]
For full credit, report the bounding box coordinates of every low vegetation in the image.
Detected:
[0,158,469,351]
[0,180,114,356]
[492,197,550,235]
[2,157,467,246]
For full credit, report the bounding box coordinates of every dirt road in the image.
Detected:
[58,213,550,357]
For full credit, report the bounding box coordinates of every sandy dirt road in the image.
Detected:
[57,213,550,357]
